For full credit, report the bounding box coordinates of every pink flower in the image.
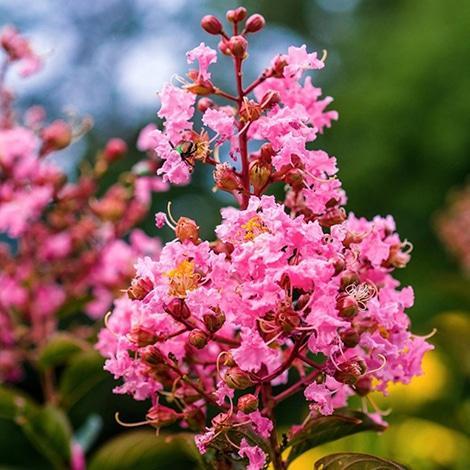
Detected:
[284,45,324,78]
[155,212,167,229]
[238,439,266,470]
[202,108,235,141]
[232,328,280,373]
[137,123,158,151]
[186,42,217,81]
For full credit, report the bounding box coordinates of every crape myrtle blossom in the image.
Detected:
[0,27,167,383]
[98,7,433,469]
[436,183,470,275]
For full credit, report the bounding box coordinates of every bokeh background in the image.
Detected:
[1,0,469,468]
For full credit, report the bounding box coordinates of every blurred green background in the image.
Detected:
[1,0,469,468]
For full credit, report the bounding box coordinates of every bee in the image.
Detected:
[171,140,198,170]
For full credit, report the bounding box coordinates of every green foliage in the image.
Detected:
[287,410,386,465]
[89,431,205,470]
[59,351,106,409]
[0,387,72,469]
[37,333,88,369]
[314,452,407,470]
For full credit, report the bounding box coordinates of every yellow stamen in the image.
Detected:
[241,215,269,241]
[166,260,201,297]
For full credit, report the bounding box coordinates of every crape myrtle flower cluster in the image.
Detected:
[0,26,167,383]
[98,8,433,469]
[436,183,470,276]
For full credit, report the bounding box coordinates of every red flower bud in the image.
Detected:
[203,308,226,333]
[188,329,209,349]
[164,298,191,320]
[175,217,199,244]
[197,97,215,112]
[141,346,165,367]
[340,328,360,348]
[319,206,347,228]
[249,159,272,193]
[271,55,288,77]
[226,7,247,23]
[228,35,248,59]
[128,325,157,347]
[336,293,359,318]
[40,120,72,155]
[334,359,367,385]
[146,404,180,427]
[224,367,253,390]
[201,15,223,35]
[214,163,242,191]
[127,277,153,301]
[245,14,266,33]
[103,138,127,162]
[260,90,281,110]
[218,39,231,56]
[355,375,372,396]
[340,270,360,290]
[237,394,259,413]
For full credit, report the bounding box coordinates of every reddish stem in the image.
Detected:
[233,55,250,209]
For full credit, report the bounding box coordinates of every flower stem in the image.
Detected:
[233,54,250,210]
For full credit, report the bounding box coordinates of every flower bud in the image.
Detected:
[127,277,153,301]
[249,159,272,193]
[315,371,327,384]
[245,14,266,33]
[224,367,253,390]
[355,375,372,396]
[228,35,248,59]
[103,138,127,163]
[141,346,165,367]
[336,293,359,319]
[260,90,281,110]
[146,404,180,427]
[175,217,199,244]
[334,359,367,385]
[237,394,259,413]
[319,206,347,228]
[128,325,157,347]
[201,15,223,35]
[218,39,231,56]
[197,97,215,113]
[333,258,346,275]
[214,163,242,191]
[271,55,288,77]
[340,270,360,290]
[40,120,72,155]
[164,298,191,320]
[226,7,247,23]
[188,329,209,349]
[285,168,305,191]
[340,328,360,348]
[222,352,236,367]
[203,308,225,333]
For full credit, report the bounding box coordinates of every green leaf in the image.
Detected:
[89,431,206,470]
[286,411,386,465]
[0,386,37,420]
[314,452,408,469]
[38,332,88,369]
[20,405,72,470]
[59,350,106,409]
[0,388,72,469]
